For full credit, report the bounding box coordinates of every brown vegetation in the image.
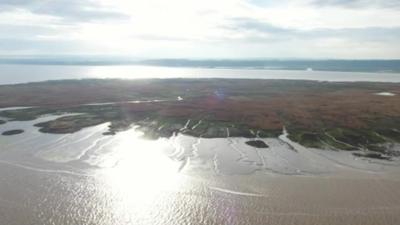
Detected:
[1,79,400,158]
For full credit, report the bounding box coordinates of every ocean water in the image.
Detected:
[1,64,400,85]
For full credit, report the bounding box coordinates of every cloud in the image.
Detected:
[0,0,399,58]
[0,0,129,22]
[222,17,400,44]
[311,0,400,8]
[0,24,60,39]
[0,37,86,55]
[227,17,293,34]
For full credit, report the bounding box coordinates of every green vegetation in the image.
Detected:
[2,129,24,136]
[0,108,56,121]
[246,140,269,148]
[353,152,391,160]
[35,114,107,134]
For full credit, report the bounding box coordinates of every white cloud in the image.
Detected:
[0,0,399,58]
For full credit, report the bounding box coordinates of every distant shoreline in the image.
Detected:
[0,58,399,73]
[1,64,400,85]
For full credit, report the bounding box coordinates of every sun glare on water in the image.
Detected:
[99,128,187,212]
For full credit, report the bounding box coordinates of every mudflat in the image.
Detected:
[0,161,399,225]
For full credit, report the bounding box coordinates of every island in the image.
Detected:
[0,78,400,160]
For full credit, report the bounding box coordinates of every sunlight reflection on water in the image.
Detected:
[97,128,190,223]
[101,128,183,194]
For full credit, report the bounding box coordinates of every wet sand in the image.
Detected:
[1,162,400,225]
[1,115,400,225]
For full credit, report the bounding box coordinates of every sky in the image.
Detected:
[0,0,399,59]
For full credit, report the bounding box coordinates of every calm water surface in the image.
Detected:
[1,64,400,85]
